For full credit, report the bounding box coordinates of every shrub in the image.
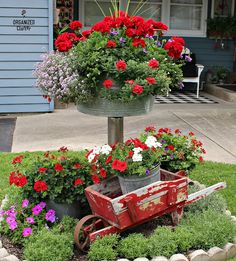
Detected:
[52,215,77,235]
[88,234,119,261]
[181,210,236,249]
[185,183,227,214]
[148,227,178,257]
[118,233,149,259]
[23,228,73,261]
[174,226,194,253]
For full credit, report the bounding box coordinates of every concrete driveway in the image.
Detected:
[10,94,236,164]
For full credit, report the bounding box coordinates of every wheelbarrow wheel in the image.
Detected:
[74,214,109,252]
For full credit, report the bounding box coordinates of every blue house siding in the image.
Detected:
[0,0,54,113]
[184,37,235,74]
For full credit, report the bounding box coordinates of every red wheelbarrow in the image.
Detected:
[74,169,226,251]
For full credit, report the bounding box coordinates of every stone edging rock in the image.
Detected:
[1,187,236,261]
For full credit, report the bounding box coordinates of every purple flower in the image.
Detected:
[170,154,175,160]
[160,139,166,144]
[32,204,43,216]
[22,199,29,208]
[0,209,4,217]
[179,82,184,89]
[156,41,162,47]
[26,217,35,224]
[119,37,126,44]
[143,48,148,54]
[165,147,169,151]
[185,55,192,62]
[110,31,118,36]
[5,206,16,218]
[9,221,17,231]
[22,227,32,237]
[39,202,46,209]
[45,209,56,223]
[146,169,151,175]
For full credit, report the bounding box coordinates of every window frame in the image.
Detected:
[211,0,235,18]
[79,0,208,37]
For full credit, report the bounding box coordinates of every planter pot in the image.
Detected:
[46,200,81,219]
[118,165,160,194]
[77,95,154,117]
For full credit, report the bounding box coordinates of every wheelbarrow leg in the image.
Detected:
[171,207,183,226]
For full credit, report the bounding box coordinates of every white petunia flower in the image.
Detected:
[145,136,162,148]
[100,144,112,155]
[133,147,143,154]
[132,153,143,162]
[92,146,101,155]
[88,153,96,163]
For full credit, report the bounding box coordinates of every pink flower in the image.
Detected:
[32,204,43,216]
[45,210,56,223]
[39,202,46,209]
[22,199,29,208]
[26,217,35,224]
[22,227,33,237]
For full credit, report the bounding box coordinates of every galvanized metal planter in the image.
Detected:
[77,95,155,117]
[118,164,161,194]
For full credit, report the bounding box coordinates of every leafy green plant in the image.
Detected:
[148,227,178,257]
[23,228,73,261]
[181,210,236,249]
[88,234,120,261]
[185,183,227,214]
[118,233,149,259]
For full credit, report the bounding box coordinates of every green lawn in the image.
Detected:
[0,152,236,215]
[190,161,236,215]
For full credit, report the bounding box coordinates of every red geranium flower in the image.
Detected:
[55,33,73,52]
[132,38,146,48]
[116,60,127,70]
[73,163,81,169]
[107,40,117,48]
[81,30,91,38]
[111,159,127,172]
[12,155,23,165]
[70,20,83,30]
[125,80,134,85]
[100,168,107,178]
[103,79,113,89]
[92,174,101,184]
[146,77,156,85]
[132,85,143,95]
[145,126,156,132]
[74,178,84,186]
[54,163,64,172]
[168,145,175,151]
[199,156,204,162]
[34,180,48,192]
[153,21,168,31]
[58,146,68,152]
[189,131,195,136]
[126,151,134,159]
[148,59,159,69]
[9,172,28,187]
[38,168,47,173]
[126,28,136,37]
[175,129,181,134]
[106,155,112,164]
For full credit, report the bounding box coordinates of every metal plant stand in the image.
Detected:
[108,117,124,144]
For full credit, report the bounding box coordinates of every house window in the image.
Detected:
[211,0,235,17]
[80,0,208,37]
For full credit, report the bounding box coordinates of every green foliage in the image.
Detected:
[52,216,77,235]
[181,210,236,250]
[185,183,227,214]
[174,226,194,253]
[148,227,178,257]
[23,228,73,261]
[88,234,119,261]
[118,233,149,259]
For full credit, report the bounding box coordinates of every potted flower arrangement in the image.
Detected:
[8,148,92,219]
[86,135,163,194]
[34,11,186,117]
[141,126,206,175]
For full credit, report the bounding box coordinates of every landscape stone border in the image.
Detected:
[1,182,236,261]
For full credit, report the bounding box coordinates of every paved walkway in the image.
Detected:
[1,93,236,164]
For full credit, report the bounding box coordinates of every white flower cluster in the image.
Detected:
[87,144,112,163]
[132,147,143,162]
[145,136,162,148]
[33,51,78,100]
